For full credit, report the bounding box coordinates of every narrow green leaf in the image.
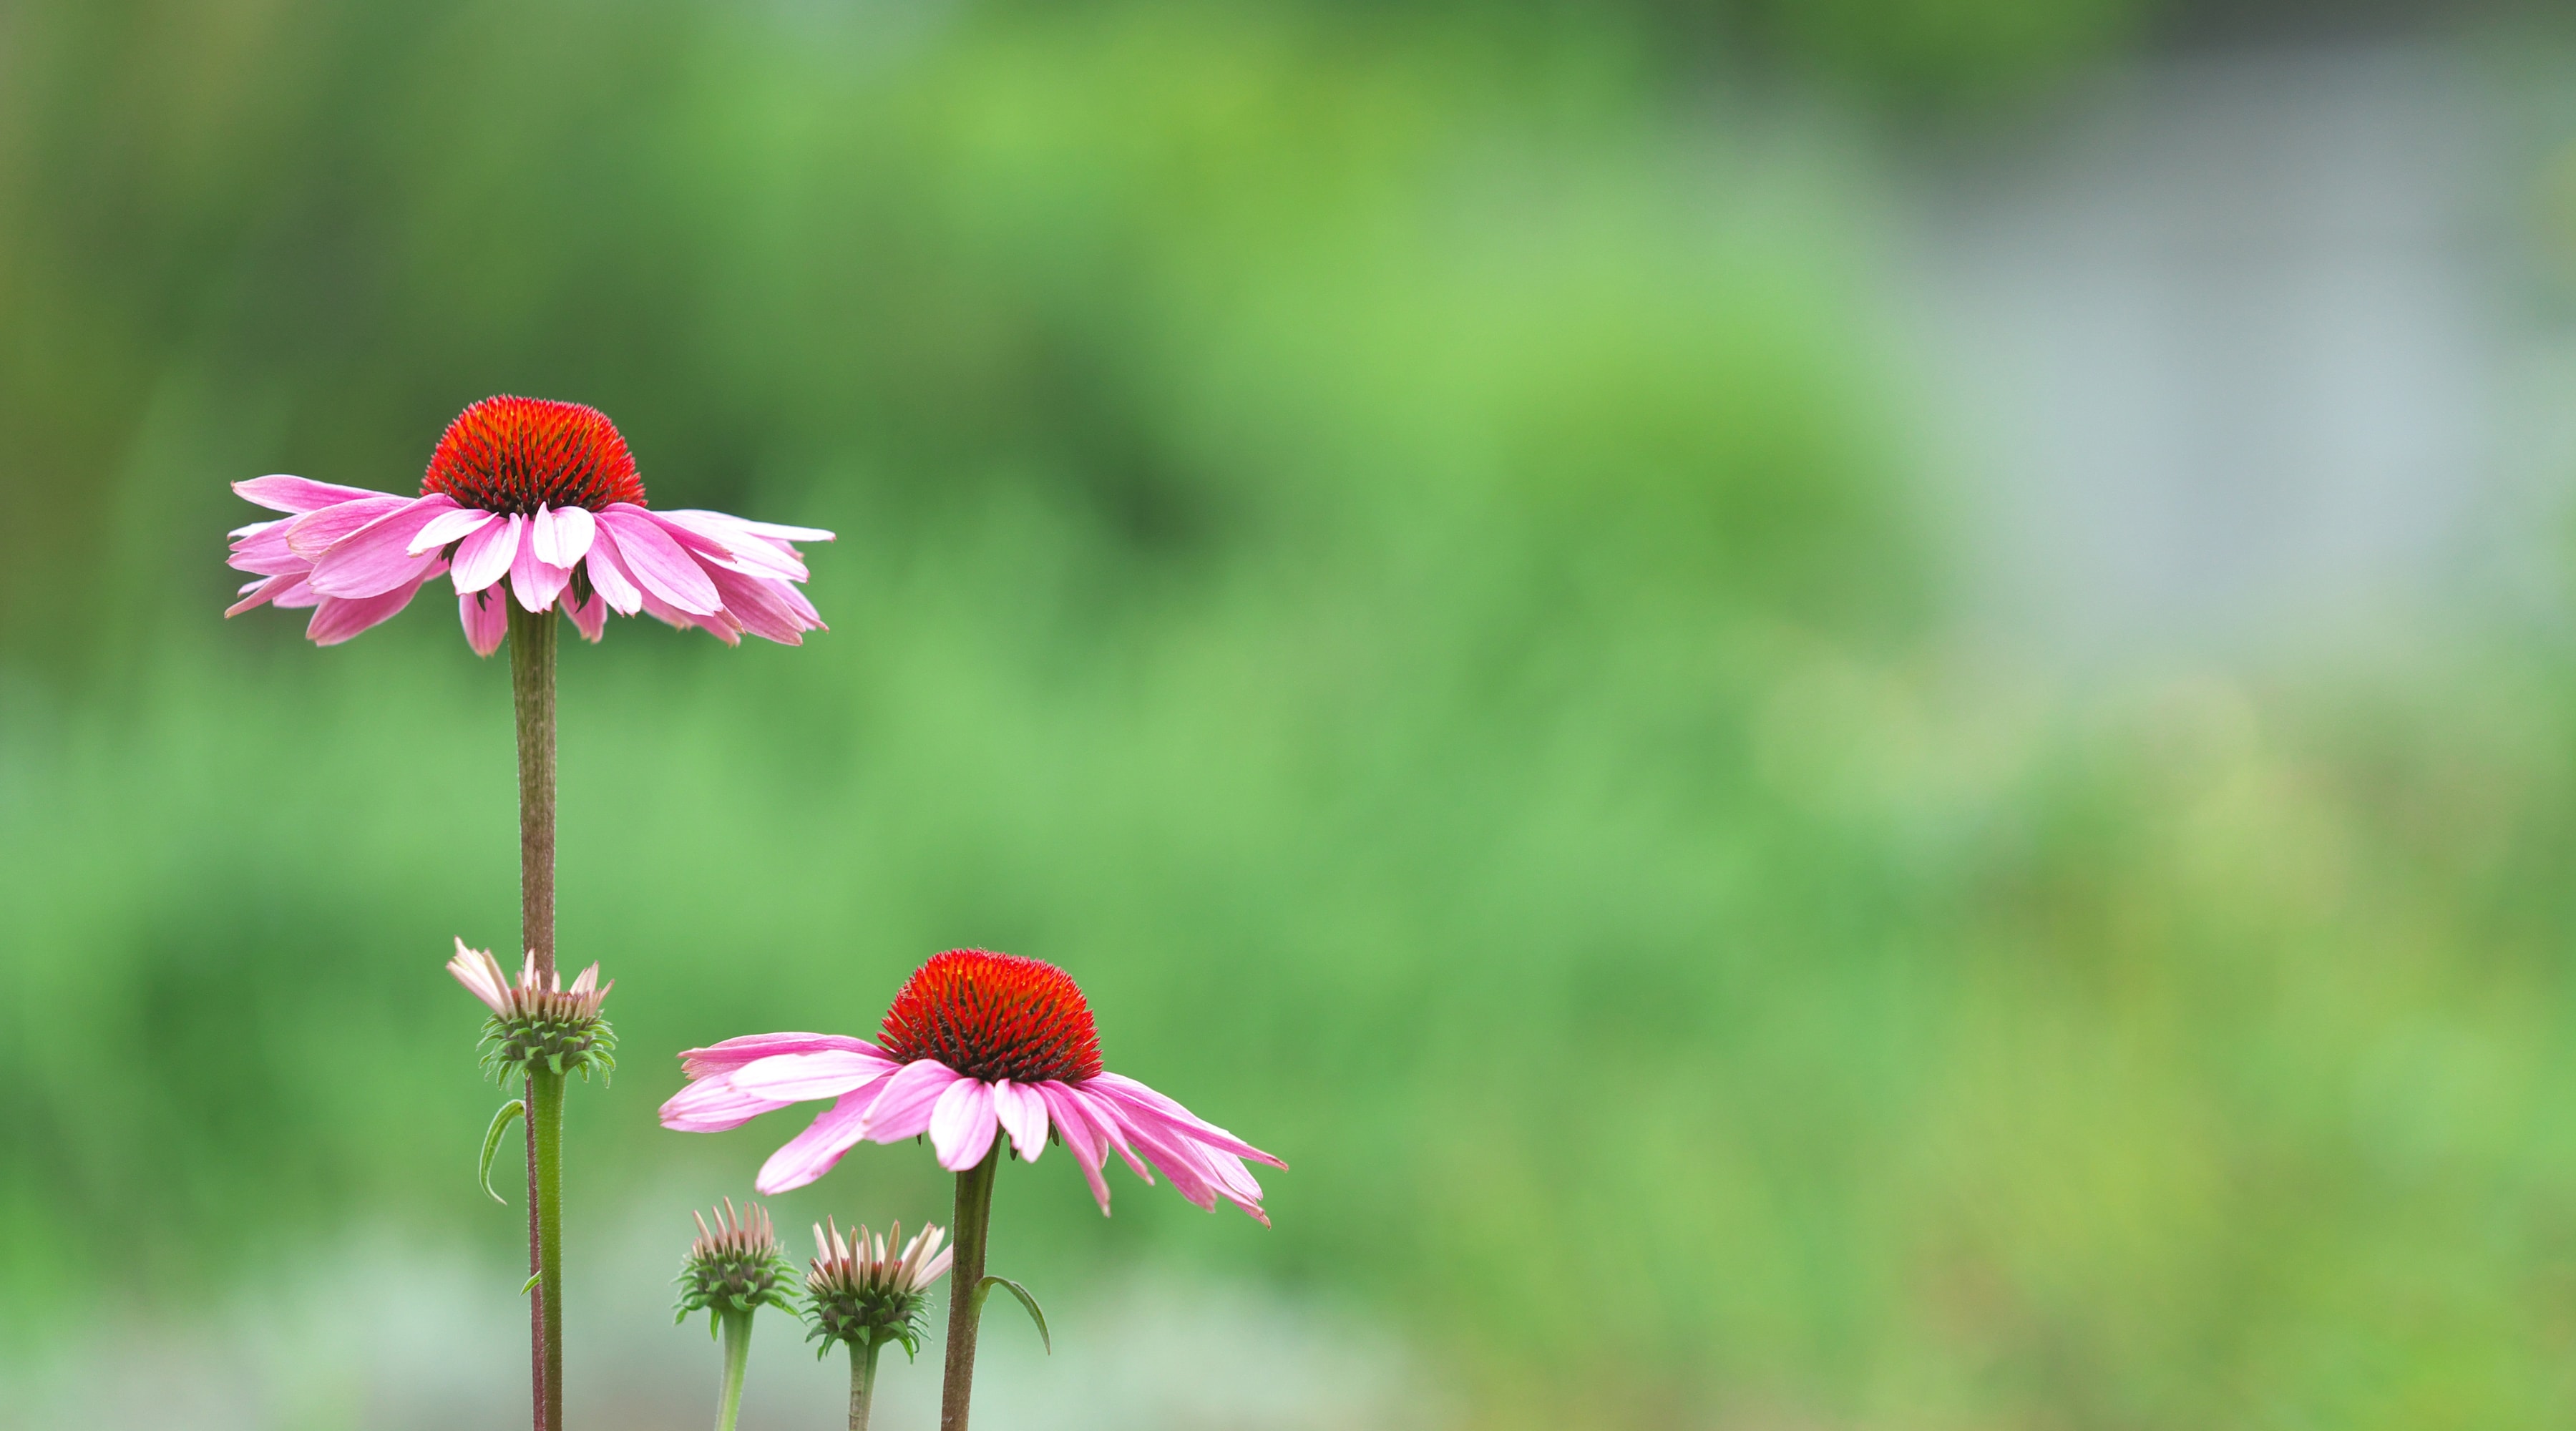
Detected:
[521,1272,541,1295]
[975,1275,1050,1354]
[479,1100,526,1204]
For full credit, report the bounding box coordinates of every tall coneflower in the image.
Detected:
[230,396,832,1431]
[661,949,1284,1431]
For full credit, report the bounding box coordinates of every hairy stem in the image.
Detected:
[530,1067,567,1431]
[937,1147,1000,1431]
[850,1337,884,1431]
[713,1309,753,1431]
[509,600,560,1430]
[507,600,558,985]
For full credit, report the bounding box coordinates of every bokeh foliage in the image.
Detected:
[6,1,2576,1427]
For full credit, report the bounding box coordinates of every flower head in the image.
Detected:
[659,949,1286,1224]
[674,1198,799,1334]
[804,1218,950,1357]
[448,939,616,1082]
[225,395,832,653]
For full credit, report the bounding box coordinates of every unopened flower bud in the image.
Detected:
[804,1218,952,1357]
[674,1198,797,1333]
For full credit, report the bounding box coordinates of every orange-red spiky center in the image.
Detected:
[877,949,1103,1085]
[420,395,646,514]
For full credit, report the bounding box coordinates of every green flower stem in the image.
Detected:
[938,1146,1001,1431]
[713,1309,753,1431]
[530,1066,567,1430]
[850,1337,884,1431]
[509,600,563,1431]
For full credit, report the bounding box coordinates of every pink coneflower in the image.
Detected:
[225,395,831,652]
[658,949,1284,1224]
[662,949,1277,1431]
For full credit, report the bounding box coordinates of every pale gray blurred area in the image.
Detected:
[0,1207,1449,1431]
[1902,40,2572,670]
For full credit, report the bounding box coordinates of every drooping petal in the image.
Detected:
[235,474,394,513]
[753,1090,878,1195]
[459,590,508,656]
[659,1074,792,1133]
[226,521,308,577]
[566,587,607,643]
[225,572,307,618]
[706,567,819,646]
[638,587,742,645]
[509,522,574,612]
[1088,1072,1286,1168]
[1067,1083,1153,1183]
[678,1032,881,1080]
[992,1079,1050,1163]
[307,496,455,598]
[596,505,721,615]
[409,505,498,555]
[285,497,411,560]
[928,1078,1000,1171]
[858,1059,967,1143]
[582,528,644,614]
[304,560,444,645]
[1038,1081,1115,1213]
[450,513,522,594]
[732,1050,902,1104]
[655,510,810,582]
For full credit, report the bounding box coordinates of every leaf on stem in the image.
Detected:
[975,1275,1051,1354]
[479,1099,526,1203]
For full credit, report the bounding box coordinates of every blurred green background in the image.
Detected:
[8,0,2576,1426]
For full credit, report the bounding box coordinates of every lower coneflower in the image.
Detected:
[805,1219,952,1431]
[674,1199,798,1431]
[659,949,1284,1431]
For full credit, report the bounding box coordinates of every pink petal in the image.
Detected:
[535,504,596,566]
[270,577,321,610]
[928,1079,999,1171]
[678,1032,881,1080]
[226,521,308,577]
[597,505,721,614]
[445,939,511,1017]
[659,1074,792,1133]
[409,506,497,555]
[728,516,836,544]
[655,510,809,582]
[582,530,644,615]
[450,514,522,595]
[992,1080,1050,1163]
[859,1060,967,1143]
[307,496,455,597]
[1088,1072,1285,1168]
[459,590,508,656]
[733,1050,901,1103]
[225,572,306,617]
[638,587,742,645]
[1068,1085,1153,1183]
[1037,1083,1114,1213]
[285,497,410,560]
[566,588,607,643]
[706,567,814,645]
[753,1090,877,1194]
[303,560,442,645]
[508,522,574,612]
[234,474,394,514]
